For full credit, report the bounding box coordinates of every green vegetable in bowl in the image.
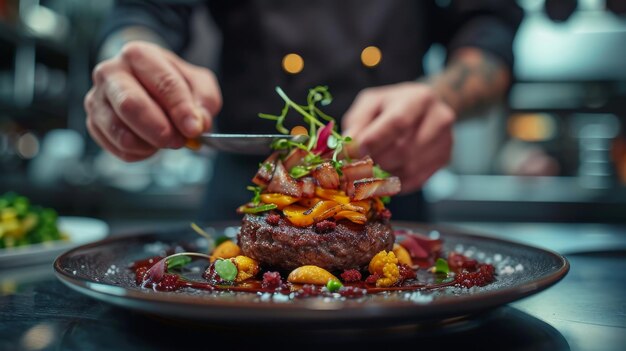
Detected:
[0,192,66,249]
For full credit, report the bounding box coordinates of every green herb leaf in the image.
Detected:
[308,86,333,107]
[167,255,191,270]
[326,279,343,293]
[331,160,343,176]
[246,186,262,205]
[373,165,391,179]
[304,154,324,165]
[214,259,238,282]
[270,138,290,150]
[289,165,310,179]
[380,196,391,204]
[238,203,278,214]
[435,258,450,274]
[327,135,338,149]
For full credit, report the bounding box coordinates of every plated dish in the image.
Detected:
[0,192,66,249]
[1,216,109,268]
[54,87,568,323]
[0,192,109,267]
[54,222,568,324]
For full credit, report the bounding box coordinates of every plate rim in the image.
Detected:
[53,221,570,321]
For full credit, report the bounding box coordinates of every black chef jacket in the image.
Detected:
[98,0,523,222]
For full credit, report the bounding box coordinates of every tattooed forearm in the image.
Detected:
[429,48,511,118]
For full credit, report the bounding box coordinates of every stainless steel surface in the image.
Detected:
[197,133,309,155]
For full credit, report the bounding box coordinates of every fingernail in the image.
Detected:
[195,106,211,131]
[183,115,202,136]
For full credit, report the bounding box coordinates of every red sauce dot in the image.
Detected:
[339,286,367,297]
[456,264,495,288]
[340,269,362,282]
[365,273,381,285]
[135,266,149,285]
[398,264,416,280]
[297,284,322,297]
[156,274,180,291]
[262,271,283,289]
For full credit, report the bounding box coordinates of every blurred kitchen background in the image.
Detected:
[1,0,625,226]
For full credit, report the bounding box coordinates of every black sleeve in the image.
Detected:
[430,0,524,69]
[97,0,199,54]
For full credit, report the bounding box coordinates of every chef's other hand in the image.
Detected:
[342,82,455,193]
[85,41,222,161]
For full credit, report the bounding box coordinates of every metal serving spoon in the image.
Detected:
[189,133,309,155]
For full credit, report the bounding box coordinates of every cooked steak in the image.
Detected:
[238,212,394,272]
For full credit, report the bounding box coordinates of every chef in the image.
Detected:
[85,0,523,221]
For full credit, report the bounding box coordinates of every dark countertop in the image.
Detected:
[1,221,625,351]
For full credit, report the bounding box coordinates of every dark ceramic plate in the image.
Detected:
[54,221,569,326]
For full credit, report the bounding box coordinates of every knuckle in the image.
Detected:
[117,93,143,117]
[155,73,182,98]
[439,106,456,127]
[92,61,115,83]
[83,89,96,113]
[420,87,435,102]
[391,115,412,132]
[201,94,222,114]
[204,69,218,85]
[357,88,375,101]
[120,42,146,62]
[85,116,96,135]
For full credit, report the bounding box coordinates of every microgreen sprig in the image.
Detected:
[246,186,262,205]
[259,86,353,173]
[190,222,215,253]
[274,86,342,140]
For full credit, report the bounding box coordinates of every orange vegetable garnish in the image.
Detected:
[314,187,350,204]
[334,210,367,224]
[314,202,366,222]
[350,200,372,214]
[260,193,300,209]
[274,191,375,226]
[297,198,322,208]
[283,201,339,227]
[373,197,385,212]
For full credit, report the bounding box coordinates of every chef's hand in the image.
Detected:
[342,82,455,193]
[84,41,222,161]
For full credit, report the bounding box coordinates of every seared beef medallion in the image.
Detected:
[239,213,394,271]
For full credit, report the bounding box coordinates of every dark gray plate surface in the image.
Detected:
[54,221,569,325]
